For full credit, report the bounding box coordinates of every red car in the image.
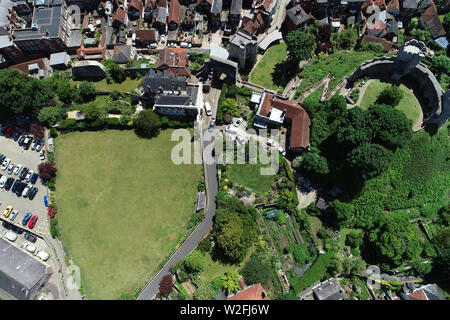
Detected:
[5,127,15,138]
[28,215,38,229]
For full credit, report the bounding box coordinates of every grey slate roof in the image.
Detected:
[421,284,446,300]
[313,278,345,300]
[143,69,188,94]
[14,4,62,40]
[50,52,70,66]
[0,238,48,300]
[113,45,132,64]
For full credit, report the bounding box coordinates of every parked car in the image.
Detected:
[23,137,32,150]
[28,216,38,229]
[0,154,5,163]
[18,135,26,146]
[208,119,215,132]
[160,34,166,44]
[35,139,43,152]
[266,138,276,147]
[9,210,18,221]
[0,126,7,136]
[16,182,26,196]
[13,164,22,175]
[28,187,38,200]
[30,139,38,151]
[0,176,7,188]
[19,167,28,180]
[30,173,38,185]
[278,147,286,156]
[25,244,36,253]
[5,177,14,191]
[24,232,37,243]
[11,225,23,235]
[5,126,15,137]
[1,158,10,170]
[3,231,17,242]
[225,125,238,135]
[234,118,244,128]
[36,250,49,261]
[3,205,13,218]
[40,150,45,161]
[25,170,33,183]
[11,179,20,193]
[236,134,246,145]
[7,163,14,174]
[13,130,21,141]
[22,213,32,226]
[22,185,32,198]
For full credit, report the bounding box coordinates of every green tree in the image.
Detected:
[38,105,66,126]
[297,152,330,175]
[346,231,364,248]
[134,109,161,138]
[329,200,355,228]
[286,31,315,63]
[335,29,358,50]
[241,253,273,286]
[222,98,238,116]
[194,283,216,300]
[292,246,309,266]
[221,271,241,295]
[375,85,403,106]
[347,143,393,179]
[443,12,450,35]
[368,104,413,151]
[83,102,102,121]
[184,250,205,274]
[336,107,374,148]
[74,81,97,104]
[428,55,450,80]
[110,63,126,83]
[197,237,212,253]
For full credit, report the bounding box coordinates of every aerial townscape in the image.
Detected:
[0,0,448,304]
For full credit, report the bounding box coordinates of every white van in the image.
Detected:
[3,231,17,242]
[36,250,50,261]
[204,102,212,116]
[180,42,189,48]
[132,33,136,46]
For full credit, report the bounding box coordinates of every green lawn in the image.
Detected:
[360,80,421,125]
[199,252,239,285]
[73,77,141,93]
[227,162,275,193]
[309,215,323,248]
[250,43,287,90]
[295,51,377,98]
[55,130,201,299]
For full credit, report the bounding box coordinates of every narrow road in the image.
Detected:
[137,121,218,300]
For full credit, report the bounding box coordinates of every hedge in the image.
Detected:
[282,156,299,206]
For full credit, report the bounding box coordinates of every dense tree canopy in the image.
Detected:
[347,143,393,179]
[241,251,273,287]
[134,109,161,138]
[184,250,205,274]
[73,81,97,104]
[375,85,403,106]
[0,69,52,118]
[286,31,315,63]
[295,152,330,176]
[332,29,358,50]
[428,55,450,81]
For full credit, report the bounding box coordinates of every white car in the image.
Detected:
[22,185,32,197]
[36,250,50,261]
[236,134,245,145]
[225,125,238,135]
[0,176,7,188]
[9,210,18,221]
[7,163,15,174]
[25,170,34,183]
[278,147,286,156]
[25,244,36,253]
[13,164,22,175]
[31,139,38,151]
[234,118,244,128]
[3,231,17,242]
[160,34,166,44]
[40,150,45,161]
[1,158,10,170]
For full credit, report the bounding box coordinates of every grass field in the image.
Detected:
[72,77,141,93]
[55,130,201,299]
[250,43,287,90]
[227,162,275,193]
[295,51,377,98]
[199,253,239,285]
[360,80,421,125]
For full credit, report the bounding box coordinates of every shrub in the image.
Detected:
[107,117,121,128]
[375,85,403,106]
[49,127,58,138]
[159,274,173,297]
[134,109,161,138]
[198,237,212,253]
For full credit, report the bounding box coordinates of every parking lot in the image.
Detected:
[0,134,49,236]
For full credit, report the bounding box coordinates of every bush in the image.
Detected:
[375,85,403,106]
[49,127,58,138]
[198,237,212,253]
[134,109,161,138]
[107,117,121,128]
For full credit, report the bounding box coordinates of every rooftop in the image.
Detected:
[227,283,268,300]
[13,3,62,41]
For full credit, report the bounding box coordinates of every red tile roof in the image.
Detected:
[362,35,394,52]
[227,284,268,300]
[166,66,191,77]
[158,47,188,67]
[10,58,47,74]
[258,92,311,149]
[169,0,180,24]
[242,12,265,35]
[113,8,126,24]
[135,29,157,42]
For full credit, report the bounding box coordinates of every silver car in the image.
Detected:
[22,185,32,198]
[1,158,10,170]
[7,163,14,175]
[9,210,18,221]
